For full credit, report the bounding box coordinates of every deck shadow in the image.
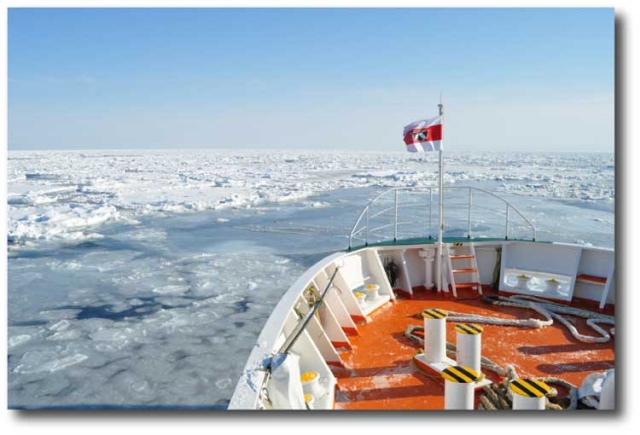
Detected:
[537,360,615,374]
[519,343,612,355]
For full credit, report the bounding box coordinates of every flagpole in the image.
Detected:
[436,100,444,292]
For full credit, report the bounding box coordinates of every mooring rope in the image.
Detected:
[477,374,579,411]
[421,294,616,344]
[404,327,580,411]
[405,325,580,410]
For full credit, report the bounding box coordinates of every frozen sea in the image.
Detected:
[6,150,614,409]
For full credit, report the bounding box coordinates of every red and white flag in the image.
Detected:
[403,115,443,152]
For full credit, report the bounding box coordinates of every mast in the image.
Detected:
[436,100,444,292]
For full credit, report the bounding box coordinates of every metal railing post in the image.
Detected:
[394,189,398,241]
[429,188,433,239]
[365,207,369,246]
[505,204,510,240]
[467,188,472,239]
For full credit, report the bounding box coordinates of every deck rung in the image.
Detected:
[452,268,478,274]
[449,255,475,260]
[576,274,607,285]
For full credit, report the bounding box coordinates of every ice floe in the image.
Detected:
[8,150,613,246]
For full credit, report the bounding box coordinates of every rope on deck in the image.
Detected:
[404,326,579,410]
[477,374,578,411]
[404,292,614,410]
[411,294,615,344]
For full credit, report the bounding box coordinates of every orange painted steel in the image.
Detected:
[452,268,478,274]
[576,274,608,285]
[330,286,615,410]
[449,254,475,260]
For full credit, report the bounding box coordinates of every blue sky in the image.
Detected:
[8,7,614,151]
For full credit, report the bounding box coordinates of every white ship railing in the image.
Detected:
[348,186,537,249]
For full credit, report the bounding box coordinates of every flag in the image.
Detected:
[403,115,443,152]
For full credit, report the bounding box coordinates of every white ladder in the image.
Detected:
[444,242,482,297]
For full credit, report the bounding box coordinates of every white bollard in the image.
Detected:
[422,308,448,363]
[300,371,322,397]
[364,283,379,301]
[441,365,479,410]
[599,369,615,410]
[510,378,550,410]
[455,323,483,374]
[419,249,436,289]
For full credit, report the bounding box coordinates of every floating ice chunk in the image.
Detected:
[8,204,118,243]
[215,378,232,390]
[152,285,189,295]
[49,320,71,332]
[8,335,31,348]
[47,260,82,271]
[32,195,60,205]
[131,380,150,393]
[309,201,329,208]
[90,325,134,341]
[48,329,83,341]
[212,293,245,304]
[153,297,190,308]
[109,369,157,402]
[13,351,88,374]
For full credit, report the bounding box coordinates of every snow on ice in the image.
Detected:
[8,150,613,245]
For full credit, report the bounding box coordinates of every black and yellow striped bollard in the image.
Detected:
[441,365,480,410]
[509,378,551,410]
[455,323,483,374]
[422,308,448,364]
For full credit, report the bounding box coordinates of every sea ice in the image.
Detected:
[13,351,89,374]
[8,150,612,245]
[8,335,32,349]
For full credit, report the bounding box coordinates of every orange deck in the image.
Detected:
[331,286,615,410]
